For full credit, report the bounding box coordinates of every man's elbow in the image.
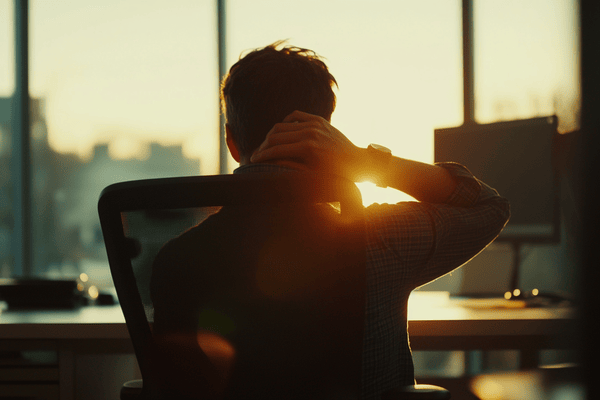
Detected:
[492,197,511,236]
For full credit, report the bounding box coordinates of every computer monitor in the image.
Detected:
[434,116,560,244]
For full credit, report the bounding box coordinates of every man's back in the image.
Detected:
[151,200,365,399]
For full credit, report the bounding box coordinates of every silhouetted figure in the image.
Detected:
[151,41,509,400]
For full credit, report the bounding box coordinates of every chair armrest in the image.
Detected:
[381,384,451,400]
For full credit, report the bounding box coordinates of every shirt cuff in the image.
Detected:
[435,162,481,207]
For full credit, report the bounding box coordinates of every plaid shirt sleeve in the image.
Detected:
[360,162,510,399]
[365,162,510,289]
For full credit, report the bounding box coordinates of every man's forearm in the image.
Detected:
[356,148,458,203]
[387,156,457,203]
[249,111,457,202]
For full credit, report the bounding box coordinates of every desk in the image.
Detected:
[0,293,576,399]
[407,292,576,370]
[0,304,132,400]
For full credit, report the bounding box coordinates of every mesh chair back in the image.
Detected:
[99,172,366,399]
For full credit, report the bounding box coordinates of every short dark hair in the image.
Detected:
[220,41,337,159]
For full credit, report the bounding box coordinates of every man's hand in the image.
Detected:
[251,110,457,202]
[250,110,365,181]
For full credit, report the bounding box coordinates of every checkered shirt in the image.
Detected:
[235,162,510,399]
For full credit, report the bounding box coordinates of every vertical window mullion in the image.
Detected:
[462,0,475,125]
[12,0,31,277]
[217,0,228,174]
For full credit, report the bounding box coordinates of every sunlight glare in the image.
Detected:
[356,181,415,207]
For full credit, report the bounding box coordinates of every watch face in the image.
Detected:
[369,144,392,154]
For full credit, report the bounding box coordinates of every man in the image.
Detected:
[151,42,509,399]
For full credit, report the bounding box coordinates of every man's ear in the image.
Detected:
[225,124,241,163]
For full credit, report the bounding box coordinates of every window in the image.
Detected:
[474,0,580,132]
[2,0,580,285]
[25,0,218,283]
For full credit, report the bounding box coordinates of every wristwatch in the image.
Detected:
[366,144,392,187]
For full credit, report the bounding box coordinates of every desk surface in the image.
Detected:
[0,292,575,348]
[407,291,574,338]
[0,293,573,400]
[0,304,127,339]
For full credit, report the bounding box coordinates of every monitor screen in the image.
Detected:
[434,116,560,243]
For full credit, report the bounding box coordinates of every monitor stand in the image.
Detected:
[509,240,523,294]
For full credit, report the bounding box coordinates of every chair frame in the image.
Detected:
[98,172,365,398]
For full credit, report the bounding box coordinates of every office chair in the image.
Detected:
[98,172,450,400]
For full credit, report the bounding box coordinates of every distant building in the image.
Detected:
[63,142,200,262]
[0,96,201,276]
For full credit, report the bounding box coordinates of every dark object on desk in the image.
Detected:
[0,278,84,309]
[96,291,117,306]
[99,173,451,400]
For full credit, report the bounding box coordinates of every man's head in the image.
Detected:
[221,41,337,163]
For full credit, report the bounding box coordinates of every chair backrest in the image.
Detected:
[98,172,366,399]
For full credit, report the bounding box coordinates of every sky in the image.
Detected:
[0,0,579,202]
